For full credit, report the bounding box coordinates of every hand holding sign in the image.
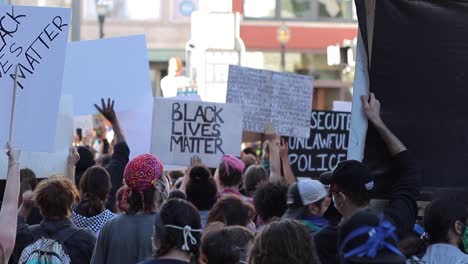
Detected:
[7,142,20,166]
[279,138,289,161]
[361,93,382,125]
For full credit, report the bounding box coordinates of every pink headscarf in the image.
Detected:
[221,155,245,175]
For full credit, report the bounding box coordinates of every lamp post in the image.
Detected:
[96,0,112,39]
[277,24,290,72]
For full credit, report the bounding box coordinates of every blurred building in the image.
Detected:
[13,0,357,110]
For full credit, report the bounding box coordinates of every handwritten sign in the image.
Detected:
[62,35,153,115]
[288,111,351,178]
[151,98,242,168]
[227,65,313,138]
[0,5,71,151]
[0,96,74,179]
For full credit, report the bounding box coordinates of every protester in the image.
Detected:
[115,184,129,213]
[243,165,268,198]
[253,183,287,225]
[206,194,255,231]
[249,219,321,264]
[0,143,20,264]
[215,155,252,203]
[138,199,201,264]
[91,153,169,264]
[70,166,116,236]
[338,211,406,264]
[201,222,254,264]
[283,179,331,233]
[420,196,468,263]
[242,154,258,171]
[13,176,96,264]
[185,165,218,227]
[315,93,421,264]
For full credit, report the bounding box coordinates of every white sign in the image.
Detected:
[227,65,313,138]
[151,98,242,168]
[62,35,153,115]
[0,5,71,151]
[0,96,74,179]
[117,100,154,159]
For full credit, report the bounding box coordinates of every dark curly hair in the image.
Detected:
[249,219,321,264]
[254,183,287,223]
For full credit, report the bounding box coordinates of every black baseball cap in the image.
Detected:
[338,210,406,264]
[320,160,374,194]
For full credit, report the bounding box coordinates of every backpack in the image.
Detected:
[19,225,78,264]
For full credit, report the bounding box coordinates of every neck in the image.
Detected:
[159,248,191,262]
[222,186,239,191]
[341,204,369,222]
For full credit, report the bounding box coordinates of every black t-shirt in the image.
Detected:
[138,258,190,264]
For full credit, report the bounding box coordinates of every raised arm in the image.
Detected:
[66,146,80,184]
[265,124,282,184]
[0,143,21,261]
[361,93,406,155]
[362,93,420,235]
[279,138,296,185]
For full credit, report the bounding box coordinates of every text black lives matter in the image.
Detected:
[170,102,225,155]
[0,6,68,89]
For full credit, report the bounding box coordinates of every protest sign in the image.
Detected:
[151,98,242,168]
[117,100,153,159]
[227,65,313,138]
[62,35,153,115]
[0,5,71,151]
[288,111,351,178]
[0,96,74,179]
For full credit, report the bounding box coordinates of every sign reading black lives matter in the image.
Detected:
[151,98,243,168]
[288,111,351,178]
[0,5,71,151]
[227,65,313,138]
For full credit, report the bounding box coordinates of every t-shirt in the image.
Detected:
[91,213,156,264]
[138,258,190,264]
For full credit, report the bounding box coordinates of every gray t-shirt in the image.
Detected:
[91,213,156,264]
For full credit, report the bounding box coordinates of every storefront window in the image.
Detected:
[281,0,314,19]
[84,0,161,20]
[244,0,356,21]
[243,0,277,18]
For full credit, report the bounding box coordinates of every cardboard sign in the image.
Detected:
[151,98,242,168]
[227,65,313,138]
[0,5,71,151]
[62,35,153,115]
[0,96,74,179]
[288,111,351,178]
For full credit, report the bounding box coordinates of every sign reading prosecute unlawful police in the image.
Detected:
[288,110,351,178]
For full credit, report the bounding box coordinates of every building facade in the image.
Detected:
[12,0,357,109]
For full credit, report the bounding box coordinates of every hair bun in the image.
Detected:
[189,166,211,183]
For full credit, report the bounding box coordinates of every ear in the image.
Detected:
[454,221,464,236]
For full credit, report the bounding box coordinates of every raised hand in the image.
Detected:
[67,146,80,166]
[7,142,20,166]
[94,98,117,124]
[279,138,289,161]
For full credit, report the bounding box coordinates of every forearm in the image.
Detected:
[67,163,76,185]
[371,119,406,156]
[269,141,282,183]
[281,157,296,185]
[111,120,125,144]
[0,163,20,236]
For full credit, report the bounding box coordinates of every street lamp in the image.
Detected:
[96,0,112,39]
[277,24,291,72]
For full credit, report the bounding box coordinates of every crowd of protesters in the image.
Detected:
[0,94,467,264]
